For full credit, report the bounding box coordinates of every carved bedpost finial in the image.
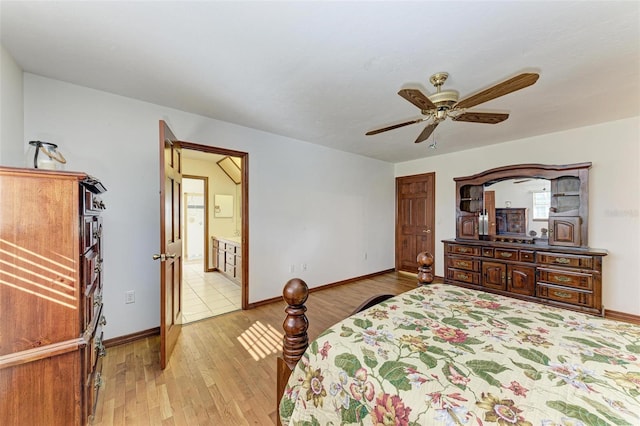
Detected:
[282,278,309,370]
[417,251,434,285]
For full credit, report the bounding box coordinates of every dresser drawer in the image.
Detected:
[494,248,517,261]
[83,249,100,290]
[226,252,236,266]
[537,283,593,307]
[482,247,494,257]
[82,216,100,251]
[537,252,593,269]
[91,328,105,373]
[448,244,480,256]
[447,268,481,285]
[519,250,535,262]
[538,268,593,290]
[84,287,102,330]
[447,256,480,272]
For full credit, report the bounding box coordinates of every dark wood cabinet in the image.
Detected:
[480,260,534,294]
[495,208,527,236]
[0,167,106,425]
[482,261,506,290]
[443,239,606,315]
[508,264,536,296]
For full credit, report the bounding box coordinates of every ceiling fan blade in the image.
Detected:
[453,112,509,124]
[365,118,425,135]
[415,122,439,143]
[454,73,539,110]
[398,89,437,110]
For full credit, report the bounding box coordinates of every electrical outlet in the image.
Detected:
[125,290,135,304]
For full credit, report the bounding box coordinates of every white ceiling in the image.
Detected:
[1,1,638,163]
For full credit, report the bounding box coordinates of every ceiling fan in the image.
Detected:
[366,72,540,143]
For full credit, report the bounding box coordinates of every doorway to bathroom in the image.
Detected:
[181,146,247,323]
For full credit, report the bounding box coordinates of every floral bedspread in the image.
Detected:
[279,284,640,426]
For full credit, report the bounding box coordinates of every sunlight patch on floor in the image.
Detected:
[237,321,282,361]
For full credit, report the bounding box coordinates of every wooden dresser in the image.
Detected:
[0,167,107,425]
[445,163,607,316]
[443,239,606,315]
[212,236,242,285]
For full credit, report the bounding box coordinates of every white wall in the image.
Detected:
[21,74,395,339]
[395,117,640,315]
[0,44,24,165]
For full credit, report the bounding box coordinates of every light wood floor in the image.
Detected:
[92,272,419,425]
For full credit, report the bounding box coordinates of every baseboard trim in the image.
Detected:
[604,309,640,325]
[103,327,160,348]
[246,268,396,309]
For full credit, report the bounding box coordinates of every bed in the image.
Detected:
[277,276,640,425]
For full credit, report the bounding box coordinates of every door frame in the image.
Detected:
[182,175,209,266]
[180,141,249,310]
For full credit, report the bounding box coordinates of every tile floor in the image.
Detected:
[182,260,241,323]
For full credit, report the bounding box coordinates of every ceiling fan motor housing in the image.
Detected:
[427,90,459,109]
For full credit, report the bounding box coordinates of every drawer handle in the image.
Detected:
[94,373,104,390]
[554,257,571,264]
[95,339,106,357]
[457,273,469,280]
[458,247,470,253]
[500,252,513,258]
[554,275,572,283]
[553,291,572,299]
[455,261,470,268]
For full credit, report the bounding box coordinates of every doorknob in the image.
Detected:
[422,229,431,233]
[152,253,177,261]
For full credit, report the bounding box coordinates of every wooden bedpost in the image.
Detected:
[277,278,309,425]
[417,251,434,285]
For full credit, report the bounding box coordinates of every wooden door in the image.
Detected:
[158,120,183,369]
[396,173,435,273]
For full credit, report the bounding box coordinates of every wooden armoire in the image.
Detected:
[0,166,106,425]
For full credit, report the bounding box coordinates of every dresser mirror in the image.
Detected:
[483,178,551,239]
[455,163,590,247]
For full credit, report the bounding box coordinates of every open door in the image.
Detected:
[156,120,183,369]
